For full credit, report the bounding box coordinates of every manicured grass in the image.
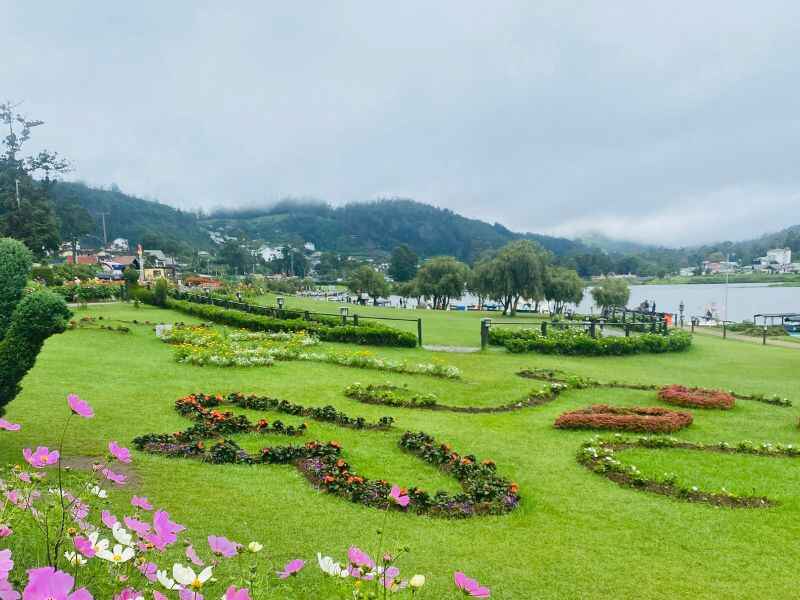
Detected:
[6,300,800,599]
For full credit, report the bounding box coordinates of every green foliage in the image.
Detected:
[414,256,470,309]
[55,198,95,261]
[153,277,169,306]
[544,266,584,313]
[0,237,32,339]
[346,265,389,300]
[471,240,548,315]
[0,290,71,413]
[50,284,119,303]
[388,244,418,281]
[590,278,631,310]
[164,298,418,347]
[489,327,692,356]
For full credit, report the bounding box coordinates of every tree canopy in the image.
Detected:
[346,265,390,301]
[388,244,418,282]
[544,266,584,314]
[414,256,469,310]
[590,278,631,311]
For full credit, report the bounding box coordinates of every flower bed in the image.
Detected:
[132,393,518,518]
[555,405,693,433]
[490,327,692,356]
[161,324,462,378]
[163,298,418,348]
[577,435,800,508]
[343,383,439,408]
[657,385,735,410]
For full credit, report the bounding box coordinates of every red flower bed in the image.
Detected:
[657,385,735,410]
[554,404,693,433]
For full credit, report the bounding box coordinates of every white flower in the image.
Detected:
[173,563,213,590]
[97,543,135,564]
[87,484,108,499]
[317,552,348,578]
[157,569,179,590]
[410,574,426,589]
[64,551,87,567]
[247,541,263,553]
[87,531,110,554]
[112,522,133,546]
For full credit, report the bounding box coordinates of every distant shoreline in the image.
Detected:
[639,274,800,286]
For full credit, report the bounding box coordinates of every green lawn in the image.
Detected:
[6,300,800,599]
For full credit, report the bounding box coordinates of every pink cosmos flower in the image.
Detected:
[390,485,410,507]
[71,501,89,521]
[138,561,157,582]
[124,516,151,537]
[454,572,490,598]
[16,472,30,484]
[114,589,142,600]
[277,559,305,579]
[186,545,204,566]
[208,535,238,558]
[108,442,132,464]
[22,566,92,600]
[67,394,93,418]
[177,591,202,600]
[0,525,12,538]
[0,578,18,600]
[101,510,118,528]
[131,496,153,511]
[0,419,20,432]
[145,510,185,550]
[73,537,95,558]
[348,546,375,569]
[22,447,59,469]
[224,587,251,600]
[153,593,167,600]
[102,468,127,485]
[0,550,12,580]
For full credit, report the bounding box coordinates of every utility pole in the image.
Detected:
[99,212,110,246]
[14,178,20,208]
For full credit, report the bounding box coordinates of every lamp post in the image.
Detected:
[679,301,685,328]
[276,296,284,310]
[339,306,349,325]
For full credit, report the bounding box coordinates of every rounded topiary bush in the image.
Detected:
[0,238,33,339]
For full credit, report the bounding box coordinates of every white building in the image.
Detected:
[767,248,792,266]
[259,245,283,261]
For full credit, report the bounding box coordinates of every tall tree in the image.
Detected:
[544,266,584,314]
[388,244,418,282]
[346,265,389,303]
[590,278,631,311]
[56,199,95,264]
[414,256,470,310]
[491,240,548,316]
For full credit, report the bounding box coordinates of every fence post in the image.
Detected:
[480,318,491,350]
[723,322,727,339]
[417,318,423,347]
[339,306,348,325]
[763,326,767,345]
[589,321,597,339]
[625,324,630,337]
[303,310,310,321]
[541,322,548,336]
[353,314,359,326]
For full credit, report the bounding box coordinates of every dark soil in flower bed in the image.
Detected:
[555,405,693,433]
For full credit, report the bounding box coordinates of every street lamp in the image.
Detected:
[276,296,284,310]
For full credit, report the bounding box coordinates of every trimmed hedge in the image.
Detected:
[489,327,692,356]
[162,298,418,348]
[51,284,120,303]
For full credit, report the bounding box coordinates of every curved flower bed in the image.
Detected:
[657,385,735,410]
[555,405,693,433]
[344,383,439,408]
[578,435,800,508]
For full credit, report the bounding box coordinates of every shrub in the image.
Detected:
[0,238,33,339]
[153,277,169,306]
[344,383,439,408]
[0,290,71,413]
[50,283,119,303]
[162,298,418,348]
[657,385,735,410]
[490,327,692,356]
[554,404,693,433]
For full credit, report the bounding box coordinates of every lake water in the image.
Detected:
[381,283,799,323]
[578,283,800,323]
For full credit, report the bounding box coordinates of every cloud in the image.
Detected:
[4,1,800,247]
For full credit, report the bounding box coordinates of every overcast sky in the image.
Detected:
[5,2,800,247]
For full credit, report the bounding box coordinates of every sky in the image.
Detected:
[4,1,800,247]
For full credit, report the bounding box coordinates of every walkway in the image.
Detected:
[687,326,800,350]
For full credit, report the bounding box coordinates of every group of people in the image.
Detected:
[638,299,657,313]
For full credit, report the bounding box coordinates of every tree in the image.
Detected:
[346,265,389,303]
[591,278,630,311]
[56,199,95,264]
[218,240,254,275]
[0,102,69,256]
[414,256,470,310]
[544,267,584,314]
[0,238,33,339]
[490,240,548,316]
[388,244,418,282]
[468,253,500,309]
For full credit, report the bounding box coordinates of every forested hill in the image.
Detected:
[50,182,212,254]
[204,199,586,261]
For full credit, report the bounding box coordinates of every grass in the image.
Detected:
[6,299,800,599]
